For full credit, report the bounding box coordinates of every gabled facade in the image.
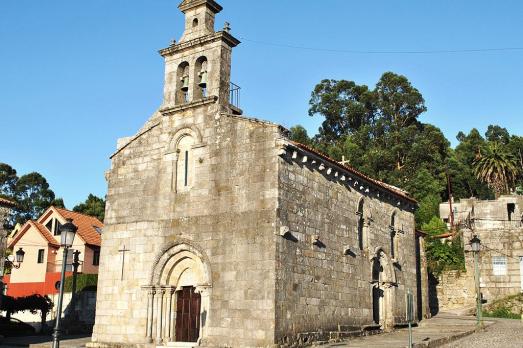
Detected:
[0,197,16,295]
[5,207,103,297]
[90,1,427,347]
[440,196,523,302]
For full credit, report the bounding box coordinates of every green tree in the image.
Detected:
[0,163,18,199]
[451,129,493,200]
[309,79,375,144]
[288,125,313,146]
[473,141,519,197]
[422,217,465,275]
[73,194,105,222]
[14,172,58,225]
[507,135,523,188]
[0,163,64,227]
[308,72,448,201]
[485,125,510,144]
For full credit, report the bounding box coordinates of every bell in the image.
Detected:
[181,75,189,91]
[198,70,208,88]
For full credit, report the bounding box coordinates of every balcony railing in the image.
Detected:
[230,82,241,108]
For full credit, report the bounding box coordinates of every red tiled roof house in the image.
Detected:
[5,207,103,297]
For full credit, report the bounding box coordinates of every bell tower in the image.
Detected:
[160,0,241,114]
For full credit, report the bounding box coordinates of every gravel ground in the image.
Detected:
[441,318,523,348]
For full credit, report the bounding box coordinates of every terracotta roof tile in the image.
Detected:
[8,221,60,249]
[289,141,417,204]
[55,208,103,247]
[31,221,60,247]
[0,197,16,207]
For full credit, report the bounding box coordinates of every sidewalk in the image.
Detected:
[0,335,91,348]
[320,313,491,348]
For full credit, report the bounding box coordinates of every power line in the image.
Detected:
[481,244,521,261]
[239,37,523,55]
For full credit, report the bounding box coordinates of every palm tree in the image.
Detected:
[473,142,520,198]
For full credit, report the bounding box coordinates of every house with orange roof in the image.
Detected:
[4,206,102,297]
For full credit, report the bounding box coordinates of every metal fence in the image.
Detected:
[230,82,241,108]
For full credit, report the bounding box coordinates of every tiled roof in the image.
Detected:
[0,197,16,207]
[31,221,60,247]
[289,141,417,204]
[8,220,60,249]
[55,208,102,247]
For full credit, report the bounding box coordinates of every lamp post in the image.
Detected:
[0,248,23,305]
[52,218,77,348]
[470,235,482,326]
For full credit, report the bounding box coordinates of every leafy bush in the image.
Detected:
[483,293,523,319]
[63,273,98,293]
[0,294,53,332]
[422,216,465,275]
[483,307,520,319]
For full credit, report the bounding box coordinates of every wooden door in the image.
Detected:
[175,287,201,342]
[372,286,381,324]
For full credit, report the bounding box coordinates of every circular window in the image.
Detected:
[55,281,61,290]
[192,18,199,27]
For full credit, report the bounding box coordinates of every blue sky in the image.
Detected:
[1,0,522,208]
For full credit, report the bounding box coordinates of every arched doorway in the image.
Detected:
[145,241,212,346]
[370,248,396,330]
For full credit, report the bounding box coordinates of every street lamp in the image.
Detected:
[52,218,77,348]
[5,247,25,269]
[470,235,482,326]
[15,247,25,264]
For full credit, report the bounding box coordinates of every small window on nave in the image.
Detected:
[357,198,365,250]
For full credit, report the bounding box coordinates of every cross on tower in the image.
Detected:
[118,245,130,281]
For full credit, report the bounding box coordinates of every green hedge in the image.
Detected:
[63,273,98,293]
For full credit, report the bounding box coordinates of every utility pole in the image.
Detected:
[446,168,455,232]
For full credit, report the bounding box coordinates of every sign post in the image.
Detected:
[406,288,414,348]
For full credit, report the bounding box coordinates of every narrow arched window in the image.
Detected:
[390,212,396,259]
[357,198,365,250]
[176,135,195,190]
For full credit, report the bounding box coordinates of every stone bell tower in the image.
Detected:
[159,0,241,115]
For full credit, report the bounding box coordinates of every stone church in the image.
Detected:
[90,1,428,347]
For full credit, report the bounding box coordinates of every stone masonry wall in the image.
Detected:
[275,151,420,345]
[463,228,523,302]
[91,103,282,347]
[436,269,475,311]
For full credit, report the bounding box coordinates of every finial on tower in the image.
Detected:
[177,0,224,42]
[178,0,223,14]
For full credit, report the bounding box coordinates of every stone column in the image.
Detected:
[195,285,212,344]
[165,287,176,341]
[155,288,165,343]
[174,288,178,342]
[145,287,155,343]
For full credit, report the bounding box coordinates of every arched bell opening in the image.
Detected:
[145,242,212,346]
[193,56,208,100]
[176,62,191,104]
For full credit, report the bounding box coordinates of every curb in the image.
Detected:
[413,321,492,348]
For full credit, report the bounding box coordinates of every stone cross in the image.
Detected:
[339,156,350,165]
[118,245,130,281]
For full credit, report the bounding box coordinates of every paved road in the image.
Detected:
[0,335,90,348]
[322,314,486,348]
[441,318,523,348]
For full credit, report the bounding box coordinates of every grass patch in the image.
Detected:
[483,307,521,320]
[482,293,523,319]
